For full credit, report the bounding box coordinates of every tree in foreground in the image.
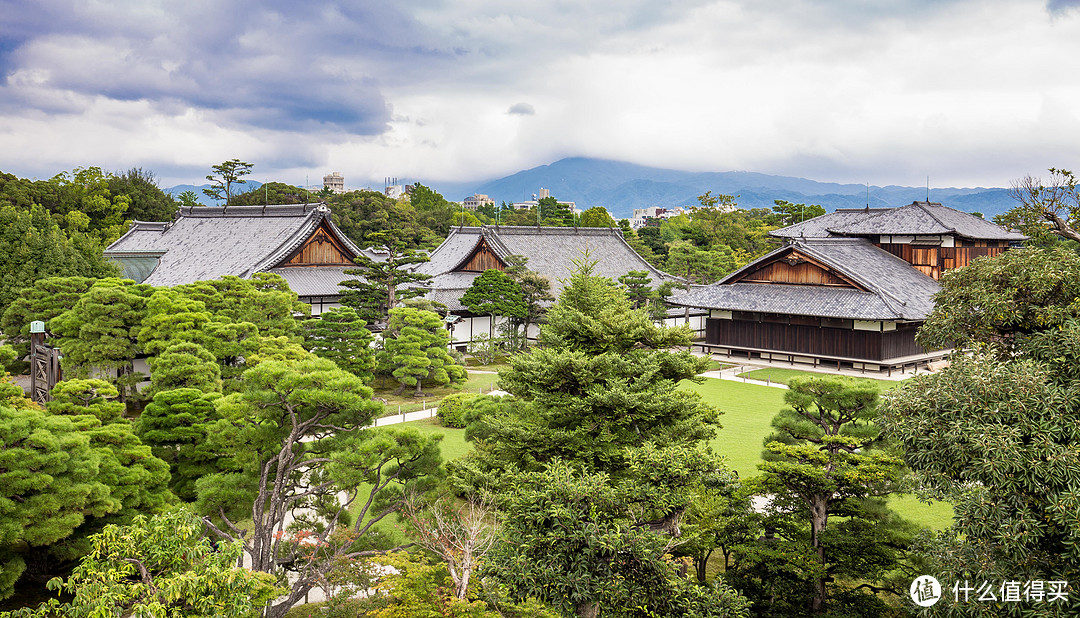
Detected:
[340,228,433,324]
[996,167,1080,244]
[195,356,444,618]
[751,378,908,615]
[490,461,751,618]
[0,405,113,601]
[136,388,222,502]
[450,260,747,616]
[380,307,466,396]
[4,508,280,618]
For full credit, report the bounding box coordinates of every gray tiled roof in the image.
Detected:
[670,237,939,320]
[268,266,360,298]
[105,204,365,295]
[769,209,888,239]
[416,226,676,310]
[771,202,1026,241]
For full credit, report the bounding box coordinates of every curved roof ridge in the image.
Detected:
[911,201,956,233]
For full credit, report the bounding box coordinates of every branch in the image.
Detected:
[123,558,154,588]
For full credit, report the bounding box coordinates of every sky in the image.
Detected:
[1,0,1079,191]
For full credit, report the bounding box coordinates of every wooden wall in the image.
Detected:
[279,224,353,266]
[877,243,1008,279]
[459,245,505,272]
[733,258,855,287]
[705,318,926,361]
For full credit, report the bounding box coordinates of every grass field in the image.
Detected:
[735,367,900,390]
[684,376,954,531]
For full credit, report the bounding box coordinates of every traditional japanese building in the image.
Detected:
[413,225,683,345]
[670,201,1025,373]
[105,204,380,314]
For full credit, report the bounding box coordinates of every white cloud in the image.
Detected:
[0,0,1078,189]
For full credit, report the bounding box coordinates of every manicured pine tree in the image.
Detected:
[381,307,466,396]
[302,306,375,382]
[460,269,526,349]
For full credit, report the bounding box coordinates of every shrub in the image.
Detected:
[437,393,478,428]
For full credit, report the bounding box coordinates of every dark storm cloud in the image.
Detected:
[0,0,457,134]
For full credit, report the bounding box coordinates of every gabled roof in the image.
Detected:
[670,237,940,321]
[771,201,1026,241]
[105,204,371,292]
[769,208,889,239]
[415,225,675,311]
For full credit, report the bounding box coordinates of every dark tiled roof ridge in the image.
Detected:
[178,203,324,218]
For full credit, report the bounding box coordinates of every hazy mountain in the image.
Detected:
[426,157,1015,220]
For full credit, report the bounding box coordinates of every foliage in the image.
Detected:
[106,167,179,223]
[195,356,443,618]
[488,461,751,618]
[578,206,616,227]
[436,393,481,429]
[764,199,826,228]
[341,229,434,324]
[0,205,116,319]
[136,388,222,502]
[44,380,174,563]
[916,246,1080,351]
[0,405,114,600]
[4,508,280,618]
[466,333,502,365]
[202,159,253,206]
[461,269,526,321]
[231,181,314,206]
[366,551,558,618]
[996,167,1080,244]
[147,341,222,395]
[675,476,758,583]
[303,306,376,382]
[882,345,1080,617]
[49,279,151,402]
[400,494,497,600]
[753,378,906,613]
[0,276,96,369]
[380,308,467,396]
[503,255,553,346]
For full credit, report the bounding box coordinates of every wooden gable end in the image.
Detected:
[729,250,863,289]
[456,238,506,272]
[278,221,355,267]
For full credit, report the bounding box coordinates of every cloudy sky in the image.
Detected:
[1,0,1079,190]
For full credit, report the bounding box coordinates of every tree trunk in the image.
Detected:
[414,379,423,396]
[577,601,599,618]
[809,497,829,613]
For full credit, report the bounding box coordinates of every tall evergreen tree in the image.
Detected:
[460,269,526,347]
[340,229,433,324]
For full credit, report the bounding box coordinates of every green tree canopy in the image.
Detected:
[379,307,466,396]
[341,228,434,324]
[303,306,376,382]
[195,356,443,618]
[136,388,222,502]
[12,508,280,618]
[202,159,253,206]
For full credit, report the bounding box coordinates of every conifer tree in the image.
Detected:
[303,306,375,382]
[381,307,466,396]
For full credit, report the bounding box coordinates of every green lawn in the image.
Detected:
[735,367,900,391]
[684,377,954,531]
[681,377,787,479]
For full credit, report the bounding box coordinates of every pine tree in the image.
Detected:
[302,307,375,382]
[381,308,466,396]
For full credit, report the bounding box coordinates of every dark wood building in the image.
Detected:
[671,201,1025,371]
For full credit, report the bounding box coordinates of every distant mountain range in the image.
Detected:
[165,158,1017,220]
[426,157,1016,220]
